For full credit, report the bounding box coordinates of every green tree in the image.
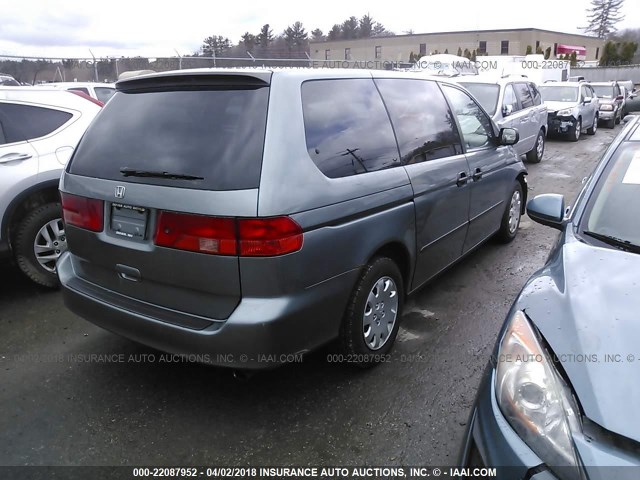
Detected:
[620,41,639,62]
[284,21,308,50]
[311,28,324,41]
[241,32,257,52]
[536,45,544,54]
[463,48,471,59]
[257,24,274,49]
[544,47,551,59]
[444,48,449,54]
[341,16,359,39]
[582,0,625,38]
[471,49,477,62]
[201,36,231,56]
[372,23,394,37]
[359,14,375,38]
[328,24,342,41]
[526,45,533,54]
[457,47,463,57]
[569,51,578,66]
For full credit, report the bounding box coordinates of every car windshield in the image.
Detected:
[591,85,615,99]
[0,76,20,86]
[538,85,578,102]
[582,144,640,250]
[459,83,500,115]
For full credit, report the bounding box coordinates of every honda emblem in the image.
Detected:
[115,186,126,199]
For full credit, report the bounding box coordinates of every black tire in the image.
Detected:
[615,111,621,124]
[496,182,523,244]
[568,118,581,142]
[339,257,404,368]
[586,116,598,135]
[14,203,63,288]
[606,118,615,129]
[526,129,544,163]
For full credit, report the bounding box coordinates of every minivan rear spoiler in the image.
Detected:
[116,71,272,93]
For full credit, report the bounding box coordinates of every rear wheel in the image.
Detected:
[587,116,598,135]
[339,257,404,368]
[526,129,544,163]
[14,203,65,288]
[615,110,621,124]
[496,182,523,244]
[569,118,581,142]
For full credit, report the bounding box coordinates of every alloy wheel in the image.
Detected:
[33,218,67,273]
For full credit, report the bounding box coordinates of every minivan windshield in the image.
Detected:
[582,144,640,252]
[68,86,270,191]
[538,86,578,103]
[591,85,616,99]
[459,83,500,115]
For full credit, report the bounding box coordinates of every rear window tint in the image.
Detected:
[302,79,400,178]
[68,87,269,191]
[0,103,73,144]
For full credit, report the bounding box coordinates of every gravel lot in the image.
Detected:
[0,124,624,467]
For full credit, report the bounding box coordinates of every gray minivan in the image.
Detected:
[58,68,527,369]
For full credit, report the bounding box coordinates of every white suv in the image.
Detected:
[455,75,548,163]
[0,87,101,286]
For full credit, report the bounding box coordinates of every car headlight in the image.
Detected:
[556,108,574,116]
[495,311,584,480]
[599,104,614,111]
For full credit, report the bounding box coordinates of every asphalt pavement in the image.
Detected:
[0,124,623,467]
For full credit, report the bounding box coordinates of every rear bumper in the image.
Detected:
[58,252,359,369]
[598,110,616,120]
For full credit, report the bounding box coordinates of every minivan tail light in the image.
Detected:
[61,193,104,232]
[238,217,303,257]
[153,212,303,256]
[154,211,237,255]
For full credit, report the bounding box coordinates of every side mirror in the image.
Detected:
[502,104,514,117]
[499,127,519,146]
[527,194,566,230]
[583,96,592,104]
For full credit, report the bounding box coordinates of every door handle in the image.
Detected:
[456,172,469,187]
[472,168,483,181]
[0,153,33,164]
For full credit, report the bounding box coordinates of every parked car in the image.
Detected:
[538,81,599,141]
[0,74,20,86]
[0,87,101,286]
[591,81,625,128]
[58,68,527,370]
[460,115,640,479]
[34,82,116,104]
[456,75,547,163]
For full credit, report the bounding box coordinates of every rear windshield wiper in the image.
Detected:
[119,167,204,181]
[583,230,640,254]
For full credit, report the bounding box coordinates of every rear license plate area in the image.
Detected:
[110,203,148,240]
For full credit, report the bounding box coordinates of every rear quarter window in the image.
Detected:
[68,87,270,191]
[301,79,400,178]
[94,87,115,103]
[0,103,73,144]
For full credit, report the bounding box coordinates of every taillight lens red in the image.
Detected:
[154,212,303,257]
[154,211,237,255]
[238,217,303,256]
[61,193,104,232]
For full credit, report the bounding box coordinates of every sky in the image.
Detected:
[1,0,639,59]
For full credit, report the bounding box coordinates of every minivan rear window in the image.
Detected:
[68,87,270,191]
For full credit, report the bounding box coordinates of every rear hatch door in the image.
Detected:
[62,72,271,322]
